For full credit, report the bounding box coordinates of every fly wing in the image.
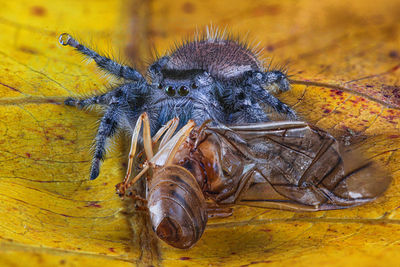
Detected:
[208,122,391,211]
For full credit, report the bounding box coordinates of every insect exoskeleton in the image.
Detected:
[147,165,207,249]
[116,113,209,248]
[118,113,391,248]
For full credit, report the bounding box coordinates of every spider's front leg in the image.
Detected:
[59,33,144,82]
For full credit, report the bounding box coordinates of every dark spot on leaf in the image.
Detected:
[31,6,46,16]
[59,259,66,265]
[19,46,38,54]
[180,257,191,260]
[389,50,399,58]
[266,45,274,52]
[109,247,116,253]
[55,135,65,140]
[330,89,344,96]
[252,4,281,16]
[26,153,31,158]
[182,2,195,13]
[323,109,331,113]
[389,135,399,139]
[85,201,102,208]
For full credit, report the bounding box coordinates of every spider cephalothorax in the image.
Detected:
[59,29,297,180]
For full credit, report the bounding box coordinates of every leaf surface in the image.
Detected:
[0,0,399,266]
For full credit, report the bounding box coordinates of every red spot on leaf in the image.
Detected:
[182,2,195,13]
[180,257,191,260]
[389,135,399,139]
[26,153,31,158]
[85,202,102,208]
[391,65,400,72]
[109,248,116,253]
[330,89,344,96]
[253,4,281,16]
[31,6,46,16]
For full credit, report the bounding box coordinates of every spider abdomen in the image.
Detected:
[166,39,263,80]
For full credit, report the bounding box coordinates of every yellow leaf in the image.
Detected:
[1,0,399,266]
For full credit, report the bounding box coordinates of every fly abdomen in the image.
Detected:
[147,165,207,249]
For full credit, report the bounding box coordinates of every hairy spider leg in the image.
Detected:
[89,100,122,180]
[59,33,144,81]
[250,83,297,119]
[64,94,110,108]
[257,70,291,93]
[242,70,297,120]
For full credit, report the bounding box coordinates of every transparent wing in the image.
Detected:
[202,121,391,211]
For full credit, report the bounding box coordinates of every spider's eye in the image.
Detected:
[157,84,163,89]
[165,86,175,96]
[191,83,198,89]
[178,86,189,96]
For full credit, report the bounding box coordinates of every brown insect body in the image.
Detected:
[147,165,207,249]
[119,116,391,249]
[184,121,391,211]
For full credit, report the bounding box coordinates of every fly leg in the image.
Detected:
[116,112,153,196]
[206,202,233,218]
[116,115,193,196]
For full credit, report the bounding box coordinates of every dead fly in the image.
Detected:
[115,113,390,249]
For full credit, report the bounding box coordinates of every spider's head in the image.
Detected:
[152,68,214,98]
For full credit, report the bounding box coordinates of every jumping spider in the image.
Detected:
[59,30,297,180]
